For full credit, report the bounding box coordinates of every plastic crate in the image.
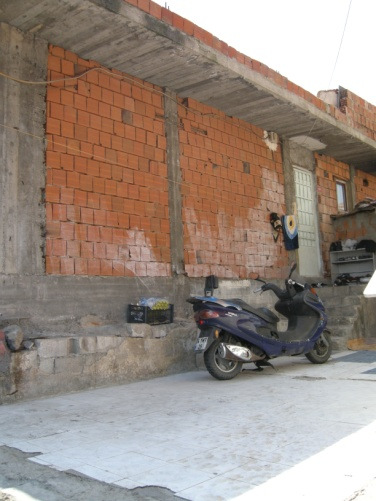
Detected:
[127,304,174,325]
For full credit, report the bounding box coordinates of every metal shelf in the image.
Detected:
[330,248,376,281]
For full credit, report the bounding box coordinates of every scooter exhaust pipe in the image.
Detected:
[218,343,265,362]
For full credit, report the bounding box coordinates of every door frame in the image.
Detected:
[281,140,323,278]
[293,165,322,278]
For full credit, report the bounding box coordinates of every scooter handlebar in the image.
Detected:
[253,272,305,299]
[254,282,290,299]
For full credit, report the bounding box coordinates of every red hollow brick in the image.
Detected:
[60,257,75,274]
[52,203,67,221]
[52,239,67,257]
[81,241,94,258]
[87,258,101,275]
[75,223,88,241]
[48,55,61,72]
[100,259,113,276]
[93,242,106,259]
[45,185,61,203]
[45,256,61,274]
[67,240,80,257]
[74,258,88,275]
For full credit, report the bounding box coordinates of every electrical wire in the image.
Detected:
[327,0,352,90]
[0,38,340,278]
[0,112,272,281]
[0,117,275,209]
[0,66,265,140]
[0,0,355,153]
[0,68,98,85]
[0,58,275,213]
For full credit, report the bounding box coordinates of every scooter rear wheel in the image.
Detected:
[204,339,243,380]
[305,330,332,364]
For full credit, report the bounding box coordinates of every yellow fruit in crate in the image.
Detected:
[151,300,169,310]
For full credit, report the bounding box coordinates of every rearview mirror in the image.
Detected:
[205,275,218,296]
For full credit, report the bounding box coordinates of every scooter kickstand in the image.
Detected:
[254,360,276,372]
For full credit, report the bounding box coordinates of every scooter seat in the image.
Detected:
[228,299,280,324]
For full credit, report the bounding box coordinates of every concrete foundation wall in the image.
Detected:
[0,323,197,403]
[0,274,192,335]
[0,272,277,337]
[0,273,281,403]
[361,295,376,338]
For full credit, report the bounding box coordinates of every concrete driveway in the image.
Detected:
[1,350,376,501]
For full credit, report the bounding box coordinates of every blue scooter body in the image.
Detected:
[190,289,327,359]
[188,265,331,380]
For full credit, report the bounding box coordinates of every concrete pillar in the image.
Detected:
[164,89,185,275]
[281,139,296,213]
[281,139,298,266]
[0,23,47,274]
[349,165,356,208]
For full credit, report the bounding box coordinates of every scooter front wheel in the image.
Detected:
[204,339,243,380]
[305,330,332,364]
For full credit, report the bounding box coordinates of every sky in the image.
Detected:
[152,0,375,106]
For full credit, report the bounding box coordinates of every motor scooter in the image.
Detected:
[187,263,332,380]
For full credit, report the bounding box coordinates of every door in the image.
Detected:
[293,167,321,277]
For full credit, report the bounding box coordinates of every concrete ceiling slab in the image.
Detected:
[1,0,375,173]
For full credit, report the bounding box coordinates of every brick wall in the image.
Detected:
[333,168,376,242]
[316,154,350,274]
[316,153,376,275]
[45,46,171,277]
[354,169,376,200]
[340,89,376,142]
[178,98,287,279]
[333,211,376,242]
[44,41,375,281]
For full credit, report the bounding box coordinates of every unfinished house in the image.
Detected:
[1,0,375,401]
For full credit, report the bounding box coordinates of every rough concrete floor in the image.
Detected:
[1,350,376,500]
[0,446,185,501]
[4,445,375,500]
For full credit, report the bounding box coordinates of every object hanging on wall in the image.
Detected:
[282,215,299,250]
[270,212,282,242]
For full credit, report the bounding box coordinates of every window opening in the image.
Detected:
[335,180,348,212]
